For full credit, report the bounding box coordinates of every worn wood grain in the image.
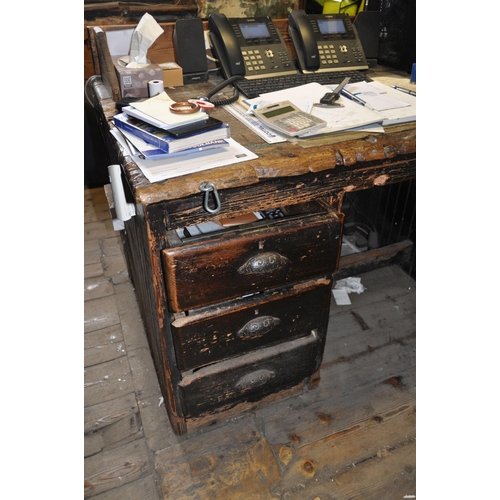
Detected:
[86,22,416,209]
[257,338,416,448]
[171,278,331,371]
[155,417,281,500]
[119,202,188,434]
[153,263,416,497]
[84,439,153,498]
[336,239,414,279]
[88,475,160,500]
[84,357,135,408]
[85,393,139,435]
[270,401,415,499]
[162,212,341,311]
[124,128,416,207]
[179,333,319,418]
[84,406,143,458]
[84,324,125,368]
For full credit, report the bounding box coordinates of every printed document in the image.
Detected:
[111,129,258,183]
[343,81,416,126]
[247,82,385,137]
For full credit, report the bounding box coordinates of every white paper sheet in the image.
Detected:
[127,92,208,128]
[225,101,287,144]
[111,128,258,183]
[344,81,416,126]
[332,288,351,305]
[135,138,258,183]
[344,81,410,111]
[248,82,385,136]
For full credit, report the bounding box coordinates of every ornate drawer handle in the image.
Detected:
[235,369,275,389]
[238,252,290,274]
[237,316,281,340]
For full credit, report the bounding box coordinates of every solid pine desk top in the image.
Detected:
[90,67,415,220]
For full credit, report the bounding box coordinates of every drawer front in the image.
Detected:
[172,278,332,371]
[162,212,342,312]
[178,333,320,418]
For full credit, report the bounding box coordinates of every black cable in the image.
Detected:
[201,75,245,107]
[340,0,363,14]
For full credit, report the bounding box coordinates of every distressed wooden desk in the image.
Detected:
[88,55,415,435]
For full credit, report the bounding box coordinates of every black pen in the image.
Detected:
[340,88,374,110]
[392,85,416,96]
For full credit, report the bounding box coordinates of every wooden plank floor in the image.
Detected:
[84,186,416,500]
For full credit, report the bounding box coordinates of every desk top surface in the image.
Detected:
[92,66,416,207]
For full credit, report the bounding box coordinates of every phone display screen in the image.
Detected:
[317,19,346,35]
[239,22,270,40]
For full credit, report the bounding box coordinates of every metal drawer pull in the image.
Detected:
[235,369,275,389]
[238,252,290,274]
[237,316,281,340]
[199,181,221,214]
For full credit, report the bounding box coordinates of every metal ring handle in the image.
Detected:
[199,182,221,214]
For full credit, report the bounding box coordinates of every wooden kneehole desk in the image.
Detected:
[88,26,415,434]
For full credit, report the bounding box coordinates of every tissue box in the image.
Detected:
[159,62,184,87]
[112,55,163,98]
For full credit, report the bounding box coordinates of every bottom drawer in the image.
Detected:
[178,333,320,418]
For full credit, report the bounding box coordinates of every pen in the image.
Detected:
[340,89,374,110]
[392,85,416,96]
[246,103,259,115]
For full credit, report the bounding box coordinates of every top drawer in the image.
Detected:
[162,206,343,312]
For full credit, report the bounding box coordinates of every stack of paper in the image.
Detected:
[343,81,416,126]
[123,91,208,129]
[239,80,416,138]
[111,129,258,184]
[113,112,231,159]
[247,82,385,137]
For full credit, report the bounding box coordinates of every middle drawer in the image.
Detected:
[171,278,332,371]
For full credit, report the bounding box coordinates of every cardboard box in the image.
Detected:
[159,62,184,87]
[112,55,163,98]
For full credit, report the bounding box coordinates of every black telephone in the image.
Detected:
[208,13,297,80]
[288,10,368,74]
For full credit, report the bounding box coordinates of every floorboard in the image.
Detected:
[84,186,416,500]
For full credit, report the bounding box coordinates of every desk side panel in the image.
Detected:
[121,201,188,434]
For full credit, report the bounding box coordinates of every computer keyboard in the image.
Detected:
[234,70,372,99]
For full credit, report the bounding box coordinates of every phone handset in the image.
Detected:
[208,13,246,79]
[288,10,320,72]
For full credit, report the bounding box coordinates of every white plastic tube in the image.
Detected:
[108,164,135,222]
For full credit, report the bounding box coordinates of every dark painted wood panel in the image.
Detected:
[163,211,342,311]
[179,333,319,417]
[171,278,332,370]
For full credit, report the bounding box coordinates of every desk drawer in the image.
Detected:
[171,278,332,371]
[162,210,342,312]
[178,332,320,418]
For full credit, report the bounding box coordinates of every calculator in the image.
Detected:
[253,100,327,137]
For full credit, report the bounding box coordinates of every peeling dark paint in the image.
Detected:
[197,0,297,20]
